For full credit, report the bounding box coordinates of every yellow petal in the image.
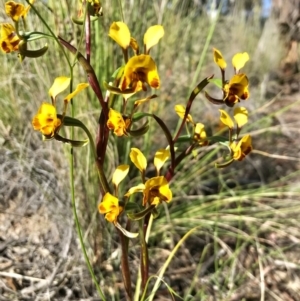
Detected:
[98,193,117,213]
[219,109,234,129]
[64,83,89,102]
[112,165,129,187]
[144,176,172,205]
[174,105,193,123]
[158,181,172,203]
[228,74,249,88]
[1,23,15,39]
[143,25,164,53]
[49,77,71,99]
[125,183,145,197]
[213,48,227,70]
[154,149,170,173]
[109,21,131,49]
[130,148,147,172]
[194,123,206,138]
[233,107,248,128]
[134,94,157,106]
[232,52,249,72]
[231,134,252,161]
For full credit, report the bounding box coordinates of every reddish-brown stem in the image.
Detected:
[122,47,129,63]
[165,144,196,182]
[58,36,108,116]
[118,229,133,301]
[173,76,213,145]
[58,36,111,196]
[172,105,192,145]
[221,68,226,87]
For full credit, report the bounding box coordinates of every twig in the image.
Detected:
[0,271,47,283]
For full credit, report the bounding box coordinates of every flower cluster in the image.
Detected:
[108,22,163,92]
[218,107,252,166]
[74,0,102,24]
[98,23,173,225]
[32,77,89,141]
[0,1,30,54]
[203,48,253,166]
[0,1,49,60]
[206,48,250,107]
[99,148,172,227]
[105,22,164,137]
[1,1,257,299]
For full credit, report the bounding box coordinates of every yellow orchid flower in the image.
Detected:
[125,176,172,206]
[5,1,33,22]
[0,23,20,53]
[175,105,208,146]
[32,103,62,137]
[130,148,147,173]
[230,134,252,161]
[119,54,160,91]
[205,74,250,107]
[143,176,172,206]
[218,108,251,164]
[108,22,163,97]
[87,0,102,16]
[107,108,131,137]
[99,190,138,237]
[32,78,89,139]
[109,21,131,49]
[194,123,208,146]
[98,192,123,223]
[77,0,102,18]
[209,48,250,107]
[224,74,250,106]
